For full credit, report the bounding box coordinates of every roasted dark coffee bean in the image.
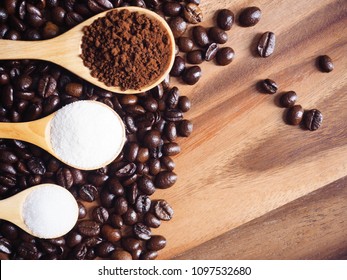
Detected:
[151,83,164,99]
[153,200,174,221]
[178,119,193,137]
[38,240,58,255]
[162,2,182,17]
[183,3,203,24]
[165,122,177,142]
[17,242,39,260]
[125,142,139,162]
[261,78,278,94]
[38,74,57,97]
[111,250,132,260]
[0,162,16,175]
[164,109,183,122]
[127,183,138,204]
[217,9,234,30]
[161,156,175,171]
[130,0,146,8]
[79,184,98,202]
[101,224,121,243]
[239,6,261,27]
[208,27,228,44]
[177,37,194,53]
[136,147,149,163]
[147,235,166,251]
[280,91,297,108]
[192,26,210,47]
[141,250,158,260]
[87,173,109,187]
[122,237,141,252]
[182,66,202,85]
[304,109,323,131]
[109,213,123,228]
[0,173,16,187]
[66,231,83,248]
[124,115,137,133]
[15,90,35,101]
[122,208,138,225]
[125,104,146,115]
[142,97,158,112]
[216,47,235,65]
[138,175,156,194]
[65,82,83,97]
[0,237,12,254]
[205,43,219,61]
[163,142,181,156]
[26,5,45,28]
[318,55,334,72]
[51,7,66,25]
[120,94,138,106]
[168,17,187,38]
[42,21,59,39]
[88,0,113,12]
[95,241,115,258]
[77,201,87,219]
[287,105,304,125]
[143,130,162,148]
[133,223,151,240]
[92,206,109,223]
[107,178,124,196]
[0,70,10,85]
[83,236,103,248]
[2,85,14,109]
[43,95,60,115]
[114,196,128,215]
[144,212,161,228]
[24,28,41,40]
[56,167,73,189]
[166,87,179,109]
[1,222,18,240]
[65,12,84,27]
[135,194,151,213]
[154,171,177,190]
[78,220,101,237]
[5,30,21,40]
[115,163,136,178]
[170,56,186,77]
[0,8,8,23]
[257,32,276,58]
[27,157,46,175]
[178,96,191,112]
[186,50,204,64]
[15,75,32,91]
[0,150,18,163]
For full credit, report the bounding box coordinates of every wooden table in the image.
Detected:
[152,0,347,259]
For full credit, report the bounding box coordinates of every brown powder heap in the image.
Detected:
[81,9,171,91]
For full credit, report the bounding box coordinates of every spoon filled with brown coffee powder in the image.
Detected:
[0,7,175,94]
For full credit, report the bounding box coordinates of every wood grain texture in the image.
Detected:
[152,0,347,259]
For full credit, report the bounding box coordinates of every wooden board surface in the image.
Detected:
[151,0,347,259]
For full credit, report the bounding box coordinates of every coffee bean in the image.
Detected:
[182,66,202,85]
[136,147,149,163]
[88,0,113,12]
[217,9,234,30]
[27,157,46,175]
[280,91,297,108]
[92,206,109,223]
[155,171,177,189]
[133,223,151,240]
[143,130,162,148]
[170,56,186,77]
[177,37,194,53]
[261,79,278,94]
[186,50,204,64]
[78,220,101,237]
[144,212,161,228]
[0,162,16,175]
[78,201,87,219]
[183,3,203,24]
[109,214,124,229]
[127,183,138,205]
[66,231,83,248]
[0,70,10,85]
[208,27,228,44]
[51,7,66,25]
[178,96,191,112]
[166,87,180,109]
[178,119,193,137]
[138,176,156,195]
[192,26,209,47]
[304,109,323,131]
[42,21,59,39]
[216,47,235,65]
[111,250,132,260]
[65,12,83,27]
[164,109,183,122]
[147,235,166,251]
[168,17,187,38]
[122,208,138,225]
[1,84,14,109]
[257,32,276,58]
[65,82,83,97]
[165,122,177,142]
[95,241,115,258]
[17,242,39,260]
[0,237,12,254]
[239,6,261,27]
[101,224,121,243]
[122,238,141,252]
[79,184,98,202]
[141,250,158,260]
[115,163,136,178]
[205,43,219,61]
[135,194,151,213]
[0,150,18,163]
[142,97,158,112]
[162,142,181,156]
[38,74,57,97]
[153,200,174,221]
[114,196,128,215]
[56,167,73,189]
[162,3,183,17]
[318,55,334,72]
[43,95,60,115]
[287,105,304,125]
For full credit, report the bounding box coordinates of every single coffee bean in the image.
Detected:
[124,142,139,162]
[170,56,186,77]
[205,43,219,61]
[166,87,180,109]
[304,109,323,131]
[143,130,162,148]
[280,91,297,108]
[239,6,261,27]
[122,208,138,225]
[133,223,151,240]
[114,196,128,215]
[208,27,228,44]
[257,32,276,57]
[79,184,98,202]
[148,158,161,175]
[177,37,194,53]
[122,238,141,252]
[138,176,156,195]
[186,50,204,64]
[178,96,191,112]
[0,150,18,163]
[287,105,304,125]
[136,147,149,163]
[56,167,73,189]
[66,231,83,248]
[141,250,158,260]
[142,97,158,112]
[72,243,87,260]
[109,214,124,229]
[155,171,177,189]
[92,206,109,223]
[178,119,194,137]
[17,242,39,260]
[135,194,151,213]
[0,162,16,175]
[51,7,66,25]
[182,66,202,85]
[192,26,210,47]
[162,2,182,17]
[38,74,57,98]
[217,9,234,30]
[261,78,278,94]
[101,225,121,243]
[183,3,203,24]
[115,163,136,178]
[162,142,181,156]
[147,235,166,251]
[127,183,138,204]
[77,220,101,237]
[164,109,183,122]
[165,122,177,142]
[144,212,161,228]
[153,200,174,221]
[111,250,132,260]
[78,201,87,219]
[27,157,46,175]
[65,82,83,97]
[95,241,115,258]
[318,55,334,72]
[42,21,59,39]
[0,237,12,254]
[216,47,235,65]
[168,17,187,38]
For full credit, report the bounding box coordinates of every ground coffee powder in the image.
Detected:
[81,9,171,91]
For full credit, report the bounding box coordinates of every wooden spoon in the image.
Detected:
[0,100,126,170]
[0,184,78,239]
[0,7,175,94]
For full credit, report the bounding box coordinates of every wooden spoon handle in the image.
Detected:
[0,39,50,60]
[0,194,24,226]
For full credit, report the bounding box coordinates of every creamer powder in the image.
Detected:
[22,184,78,239]
[50,101,125,170]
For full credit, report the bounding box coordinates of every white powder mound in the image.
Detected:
[50,101,125,170]
[22,185,78,239]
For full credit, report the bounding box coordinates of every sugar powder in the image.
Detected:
[50,101,125,170]
[22,185,78,239]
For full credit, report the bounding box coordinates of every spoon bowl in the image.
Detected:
[0,184,78,239]
[0,7,175,94]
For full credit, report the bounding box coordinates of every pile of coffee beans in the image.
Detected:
[0,0,196,260]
